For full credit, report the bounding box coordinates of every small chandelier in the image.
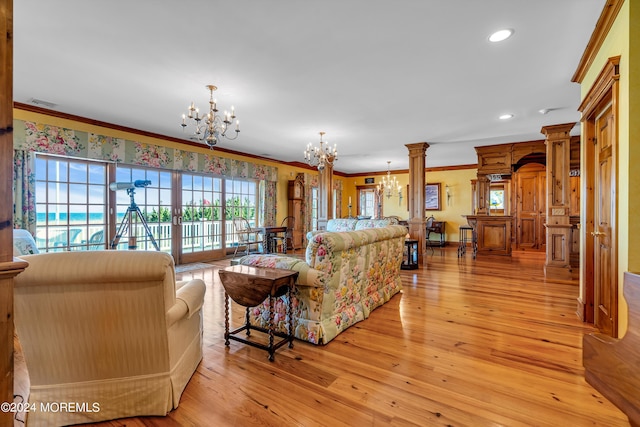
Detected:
[304,131,337,171]
[377,161,403,203]
[181,84,240,149]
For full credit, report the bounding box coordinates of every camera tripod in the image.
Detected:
[110,188,160,251]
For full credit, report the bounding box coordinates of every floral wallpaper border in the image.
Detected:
[13,120,279,182]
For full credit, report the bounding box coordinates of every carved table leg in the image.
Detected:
[268,295,275,361]
[288,282,294,349]
[224,292,230,346]
[245,307,251,337]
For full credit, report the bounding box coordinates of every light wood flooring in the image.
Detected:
[18,248,632,426]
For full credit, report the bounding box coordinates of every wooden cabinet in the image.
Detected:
[476,146,511,175]
[466,215,512,256]
[287,177,304,249]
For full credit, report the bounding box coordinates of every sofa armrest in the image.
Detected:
[167,279,206,325]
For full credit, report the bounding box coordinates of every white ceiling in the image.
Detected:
[13,0,605,174]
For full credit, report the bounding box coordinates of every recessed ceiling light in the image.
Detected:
[499,114,514,120]
[489,29,514,43]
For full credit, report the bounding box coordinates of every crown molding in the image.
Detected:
[572,0,624,83]
[14,102,477,177]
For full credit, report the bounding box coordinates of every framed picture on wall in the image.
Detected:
[425,183,441,210]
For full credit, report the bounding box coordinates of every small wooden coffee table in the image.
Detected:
[218,265,298,361]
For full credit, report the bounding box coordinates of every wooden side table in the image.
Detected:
[218,265,298,361]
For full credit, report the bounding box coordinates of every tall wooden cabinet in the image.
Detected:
[288,176,305,249]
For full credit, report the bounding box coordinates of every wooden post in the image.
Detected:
[475,174,490,215]
[0,2,27,425]
[405,142,429,262]
[317,160,335,231]
[542,123,575,279]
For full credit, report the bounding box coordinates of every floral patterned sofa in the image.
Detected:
[233,222,407,345]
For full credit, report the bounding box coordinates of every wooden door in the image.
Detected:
[593,103,617,336]
[516,164,545,251]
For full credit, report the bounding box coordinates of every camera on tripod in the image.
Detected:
[109,180,151,191]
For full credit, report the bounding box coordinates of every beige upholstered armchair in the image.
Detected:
[13,250,206,426]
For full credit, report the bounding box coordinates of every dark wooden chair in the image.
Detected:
[273,216,295,253]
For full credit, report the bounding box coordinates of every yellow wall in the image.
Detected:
[578,0,638,334]
[342,168,477,242]
[628,0,640,272]
[341,174,411,220]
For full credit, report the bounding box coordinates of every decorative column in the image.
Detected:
[542,123,575,279]
[475,174,490,214]
[405,142,429,261]
[317,160,335,231]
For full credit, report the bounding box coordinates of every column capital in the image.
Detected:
[405,142,430,156]
[541,122,576,137]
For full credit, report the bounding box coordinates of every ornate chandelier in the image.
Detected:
[181,84,240,149]
[304,131,337,171]
[377,161,402,202]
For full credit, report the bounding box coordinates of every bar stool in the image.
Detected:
[458,225,476,258]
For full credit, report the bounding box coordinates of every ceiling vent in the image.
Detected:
[28,98,58,109]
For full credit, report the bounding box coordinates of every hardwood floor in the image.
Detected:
[20,248,631,426]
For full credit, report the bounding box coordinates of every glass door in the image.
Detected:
[111,166,173,253]
[179,172,226,263]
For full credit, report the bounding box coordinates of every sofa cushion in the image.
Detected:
[354,219,390,230]
[326,218,357,232]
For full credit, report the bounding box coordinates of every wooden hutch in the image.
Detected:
[468,131,579,273]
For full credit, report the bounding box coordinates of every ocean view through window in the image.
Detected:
[35,154,108,252]
[34,156,261,261]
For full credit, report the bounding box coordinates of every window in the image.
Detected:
[489,182,508,215]
[490,189,504,209]
[181,173,224,253]
[225,179,258,223]
[358,187,377,219]
[225,178,260,244]
[33,156,263,259]
[35,155,108,252]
